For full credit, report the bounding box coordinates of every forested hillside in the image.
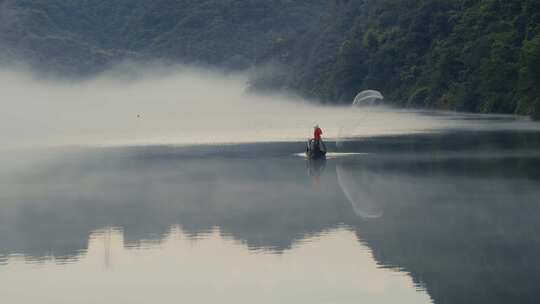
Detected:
[0,0,325,73]
[1,0,539,119]
[253,0,540,119]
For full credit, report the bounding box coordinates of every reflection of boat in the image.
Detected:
[307,157,327,178]
[336,163,383,219]
[306,139,327,159]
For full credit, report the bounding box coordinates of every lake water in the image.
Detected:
[1,114,540,304]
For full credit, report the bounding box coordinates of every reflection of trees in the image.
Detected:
[342,141,540,304]
[0,147,352,261]
[351,171,540,304]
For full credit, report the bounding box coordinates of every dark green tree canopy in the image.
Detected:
[253,0,540,119]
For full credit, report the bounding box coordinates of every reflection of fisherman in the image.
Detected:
[307,158,327,185]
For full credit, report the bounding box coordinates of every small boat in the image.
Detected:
[306,139,327,159]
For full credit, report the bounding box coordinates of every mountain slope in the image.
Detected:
[0,0,326,73]
[252,0,540,119]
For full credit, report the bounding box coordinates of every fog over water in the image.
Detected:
[4,65,535,150]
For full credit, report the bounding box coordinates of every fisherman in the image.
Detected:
[314,124,323,141]
[307,124,327,159]
[313,124,323,150]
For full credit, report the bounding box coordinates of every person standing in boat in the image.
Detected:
[307,124,327,158]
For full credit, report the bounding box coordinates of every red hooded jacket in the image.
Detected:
[314,127,323,140]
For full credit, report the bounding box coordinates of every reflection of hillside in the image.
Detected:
[0,147,353,261]
[344,154,540,304]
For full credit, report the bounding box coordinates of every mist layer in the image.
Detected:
[1,65,534,150]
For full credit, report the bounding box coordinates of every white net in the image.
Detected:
[353,90,384,106]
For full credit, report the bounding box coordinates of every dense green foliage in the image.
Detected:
[0,0,325,73]
[253,0,540,119]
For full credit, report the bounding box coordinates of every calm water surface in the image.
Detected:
[1,120,540,303]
